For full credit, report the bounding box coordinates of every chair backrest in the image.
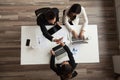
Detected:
[62,10,66,25]
[35,7,51,17]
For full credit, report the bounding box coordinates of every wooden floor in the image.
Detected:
[0,0,119,80]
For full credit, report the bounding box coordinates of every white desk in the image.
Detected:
[21,25,99,65]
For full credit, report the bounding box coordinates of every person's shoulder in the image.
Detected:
[80,6,86,15]
[81,6,86,11]
[65,8,69,11]
[37,13,45,21]
[63,7,69,15]
[81,6,84,10]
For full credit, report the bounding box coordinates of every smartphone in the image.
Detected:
[26,39,30,46]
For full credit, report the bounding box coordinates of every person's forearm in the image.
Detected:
[43,32,53,41]
[63,45,76,67]
[82,13,88,30]
[81,7,88,31]
[72,30,79,39]
[81,22,88,31]
[40,24,53,41]
[37,16,54,41]
[63,45,74,59]
[50,55,56,70]
[64,16,74,32]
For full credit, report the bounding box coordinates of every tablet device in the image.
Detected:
[48,24,61,35]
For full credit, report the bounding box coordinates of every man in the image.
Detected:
[50,42,78,80]
[36,7,63,44]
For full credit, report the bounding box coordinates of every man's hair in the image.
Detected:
[68,4,81,14]
[45,10,56,20]
[61,64,73,79]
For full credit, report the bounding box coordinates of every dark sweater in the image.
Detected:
[50,45,78,80]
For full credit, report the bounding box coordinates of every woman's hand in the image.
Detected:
[79,30,85,39]
[72,30,78,39]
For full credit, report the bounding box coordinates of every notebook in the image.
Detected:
[52,44,67,60]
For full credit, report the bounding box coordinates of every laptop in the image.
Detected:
[52,44,67,60]
[71,36,88,44]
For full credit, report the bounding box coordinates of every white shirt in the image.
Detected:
[63,6,88,32]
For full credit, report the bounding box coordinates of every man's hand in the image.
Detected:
[50,50,55,56]
[53,37,63,44]
[72,30,78,39]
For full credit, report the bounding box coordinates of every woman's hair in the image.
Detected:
[45,10,56,20]
[67,4,81,20]
[61,64,73,80]
[68,4,81,14]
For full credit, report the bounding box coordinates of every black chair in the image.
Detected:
[62,10,66,25]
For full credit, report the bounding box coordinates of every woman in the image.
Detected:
[63,4,88,39]
[50,42,78,80]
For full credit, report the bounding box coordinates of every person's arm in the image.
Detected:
[40,24,54,41]
[61,42,76,69]
[64,16,74,32]
[50,51,59,75]
[51,8,59,22]
[63,9,74,32]
[37,16,54,41]
[64,15,78,39]
[50,55,57,72]
[63,10,78,38]
[80,6,88,31]
[79,7,88,39]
